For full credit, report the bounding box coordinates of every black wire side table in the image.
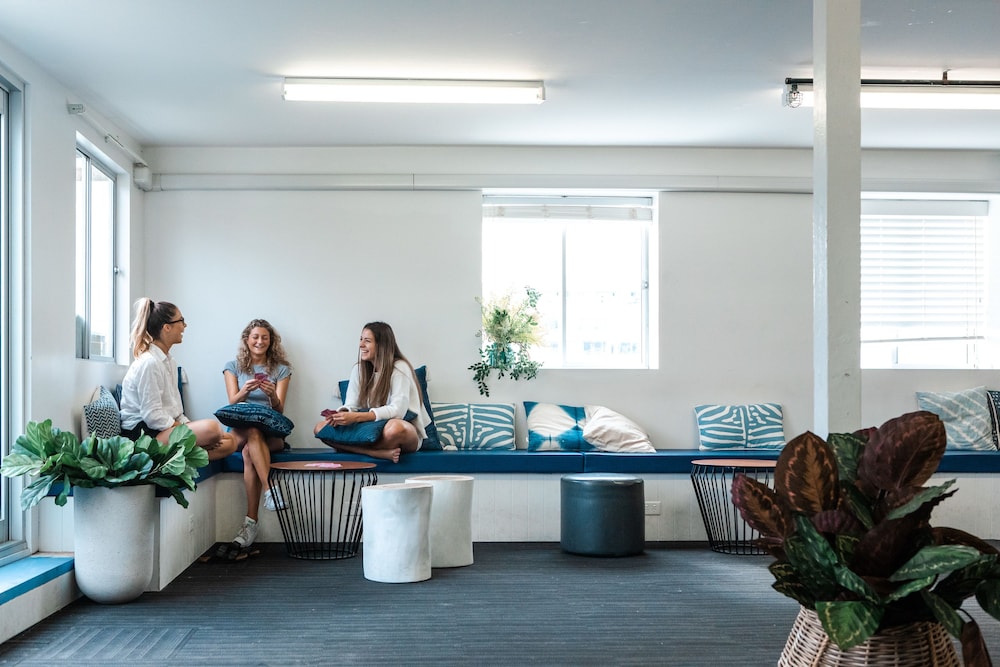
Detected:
[269,461,378,560]
[690,458,777,555]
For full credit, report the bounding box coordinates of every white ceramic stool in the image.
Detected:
[361,482,433,583]
[405,474,475,568]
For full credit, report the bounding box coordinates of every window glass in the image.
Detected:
[482,195,655,369]
[861,198,990,368]
[75,148,116,360]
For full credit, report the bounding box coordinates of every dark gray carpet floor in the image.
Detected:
[0,542,998,666]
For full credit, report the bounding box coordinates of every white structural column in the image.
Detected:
[812,0,862,436]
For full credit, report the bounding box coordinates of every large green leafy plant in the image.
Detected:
[732,410,1000,666]
[469,286,543,396]
[1,420,209,509]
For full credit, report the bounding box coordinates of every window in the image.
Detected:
[861,199,991,368]
[482,195,657,369]
[75,147,117,360]
[1,70,28,564]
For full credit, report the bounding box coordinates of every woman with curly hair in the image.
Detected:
[223,318,293,548]
[314,321,430,463]
[120,298,237,460]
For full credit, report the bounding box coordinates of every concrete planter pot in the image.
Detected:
[73,485,156,604]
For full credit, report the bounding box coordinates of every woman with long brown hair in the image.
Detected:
[314,321,430,463]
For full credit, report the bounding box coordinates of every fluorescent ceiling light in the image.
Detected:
[784,75,1000,110]
[283,77,545,104]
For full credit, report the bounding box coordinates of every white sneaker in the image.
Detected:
[263,488,287,511]
[232,517,258,548]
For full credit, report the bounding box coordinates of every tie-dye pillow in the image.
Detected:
[524,401,586,451]
[694,403,785,450]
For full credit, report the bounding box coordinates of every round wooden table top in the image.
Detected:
[271,460,377,472]
[691,458,778,469]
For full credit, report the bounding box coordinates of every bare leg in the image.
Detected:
[242,446,262,521]
[316,419,419,463]
[159,418,238,461]
[322,441,402,463]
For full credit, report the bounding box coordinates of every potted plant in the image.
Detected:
[468,286,543,396]
[1,420,208,603]
[731,410,1000,666]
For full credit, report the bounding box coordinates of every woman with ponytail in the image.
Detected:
[119,298,237,460]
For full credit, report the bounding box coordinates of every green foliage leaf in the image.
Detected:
[921,590,964,638]
[827,432,864,484]
[885,480,956,521]
[3,420,208,509]
[974,578,1000,622]
[20,474,57,510]
[890,544,983,582]
[815,600,882,649]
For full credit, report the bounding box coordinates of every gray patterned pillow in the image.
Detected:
[916,386,994,451]
[82,386,122,439]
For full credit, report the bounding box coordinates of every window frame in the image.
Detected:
[482,193,658,370]
[75,144,119,362]
[0,68,29,565]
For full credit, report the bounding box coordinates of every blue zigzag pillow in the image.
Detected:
[431,402,515,450]
[694,403,785,450]
[524,401,586,451]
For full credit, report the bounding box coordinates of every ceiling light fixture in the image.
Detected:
[282,77,545,104]
[784,72,1000,110]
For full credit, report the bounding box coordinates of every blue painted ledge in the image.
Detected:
[0,555,74,606]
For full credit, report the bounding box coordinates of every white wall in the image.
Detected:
[139,145,1000,446]
[0,35,145,437]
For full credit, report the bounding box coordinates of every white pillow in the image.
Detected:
[582,405,655,453]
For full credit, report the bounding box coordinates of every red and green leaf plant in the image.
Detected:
[732,410,1000,666]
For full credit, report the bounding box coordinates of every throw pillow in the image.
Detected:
[336,365,441,450]
[82,385,122,439]
[315,410,417,446]
[582,405,656,453]
[431,402,516,451]
[988,390,1000,449]
[916,386,995,451]
[694,403,785,450]
[215,403,294,438]
[524,401,586,451]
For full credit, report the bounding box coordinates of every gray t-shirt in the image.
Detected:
[222,361,291,406]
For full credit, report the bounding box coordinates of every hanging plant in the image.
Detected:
[469,287,543,396]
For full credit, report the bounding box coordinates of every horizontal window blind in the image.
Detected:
[483,195,653,221]
[861,212,986,344]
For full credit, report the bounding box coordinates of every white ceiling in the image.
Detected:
[0,0,998,150]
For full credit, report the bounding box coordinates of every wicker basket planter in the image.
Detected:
[778,607,959,667]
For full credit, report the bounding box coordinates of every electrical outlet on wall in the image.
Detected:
[644,501,661,515]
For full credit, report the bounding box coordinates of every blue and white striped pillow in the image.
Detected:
[431,402,515,450]
[694,403,785,450]
[916,386,996,451]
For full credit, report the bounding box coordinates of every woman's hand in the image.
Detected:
[322,409,362,426]
[240,378,261,401]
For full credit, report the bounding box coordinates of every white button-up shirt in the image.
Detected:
[119,345,188,431]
